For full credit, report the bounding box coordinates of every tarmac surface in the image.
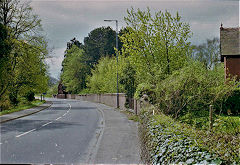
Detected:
[0,98,140,164]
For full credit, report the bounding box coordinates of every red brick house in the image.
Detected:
[220,26,240,80]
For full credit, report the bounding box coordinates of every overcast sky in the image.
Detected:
[29,0,239,78]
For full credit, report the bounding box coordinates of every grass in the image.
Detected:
[120,110,140,122]
[0,99,45,116]
[178,110,240,135]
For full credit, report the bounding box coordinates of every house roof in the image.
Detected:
[220,27,240,56]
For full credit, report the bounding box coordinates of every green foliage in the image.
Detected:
[213,116,240,135]
[121,8,192,86]
[46,84,58,97]
[119,62,136,97]
[0,1,49,109]
[83,26,116,67]
[139,111,239,164]
[0,23,11,58]
[192,37,220,69]
[87,56,124,94]
[9,91,19,105]
[61,45,90,94]
[134,83,156,104]
[1,0,43,40]
[0,99,45,116]
[24,91,35,102]
[9,40,49,103]
[0,23,12,104]
[139,111,224,164]
[155,61,237,121]
[222,89,240,115]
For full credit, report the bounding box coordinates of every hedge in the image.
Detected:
[139,110,239,164]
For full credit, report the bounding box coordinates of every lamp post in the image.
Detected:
[104,19,119,108]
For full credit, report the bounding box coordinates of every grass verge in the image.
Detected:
[120,110,139,122]
[0,99,46,116]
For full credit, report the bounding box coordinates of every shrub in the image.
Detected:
[222,89,240,115]
[155,62,237,121]
[24,91,35,101]
[0,94,11,111]
[139,109,239,164]
[213,116,240,135]
[134,83,156,104]
[139,110,225,164]
[9,91,19,105]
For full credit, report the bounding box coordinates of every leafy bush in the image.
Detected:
[46,84,58,97]
[134,83,156,104]
[61,45,90,93]
[87,56,127,94]
[155,62,237,121]
[0,94,11,111]
[9,91,19,105]
[222,89,240,115]
[24,91,35,101]
[213,116,240,135]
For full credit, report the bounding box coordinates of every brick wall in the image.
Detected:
[224,56,240,80]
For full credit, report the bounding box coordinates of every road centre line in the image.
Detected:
[16,129,36,138]
[42,121,52,127]
[56,117,62,120]
[14,103,72,138]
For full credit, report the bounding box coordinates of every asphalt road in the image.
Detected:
[0,98,102,164]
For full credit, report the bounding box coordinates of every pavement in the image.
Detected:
[92,102,141,164]
[0,101,52,124]
[0,98,141,164]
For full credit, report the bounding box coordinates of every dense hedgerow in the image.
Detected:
[154,62,238,127]
[139,110,240,164]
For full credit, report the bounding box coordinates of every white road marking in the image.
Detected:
[16,129,36,138]
[56,117,62,120]
[0,143,2,145]
[66,103,71,114]
[63,113,66,116]
[42,121,52,127]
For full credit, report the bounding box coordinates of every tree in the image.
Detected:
[66,37,83,50]
[87,56,124,94]
[61,45,90,94]
[8,40,48,104]
[119,61,136,108]
[0,23,11,58]
[0,0,42,40]
[191,37,220,69]
[83,26,116,67]
[121,8,192,85]
[0,0,49,107]
[0,23,12,107]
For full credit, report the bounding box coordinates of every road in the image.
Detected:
[0,98,103,164]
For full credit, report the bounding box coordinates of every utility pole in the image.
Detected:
[104,19,119,108]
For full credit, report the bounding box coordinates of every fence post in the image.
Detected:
[209,105,213,131]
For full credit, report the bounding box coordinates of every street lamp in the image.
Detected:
[104,19,119,108]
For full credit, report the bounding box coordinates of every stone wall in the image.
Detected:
[57,93,143,114]
[57,93,144,114]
